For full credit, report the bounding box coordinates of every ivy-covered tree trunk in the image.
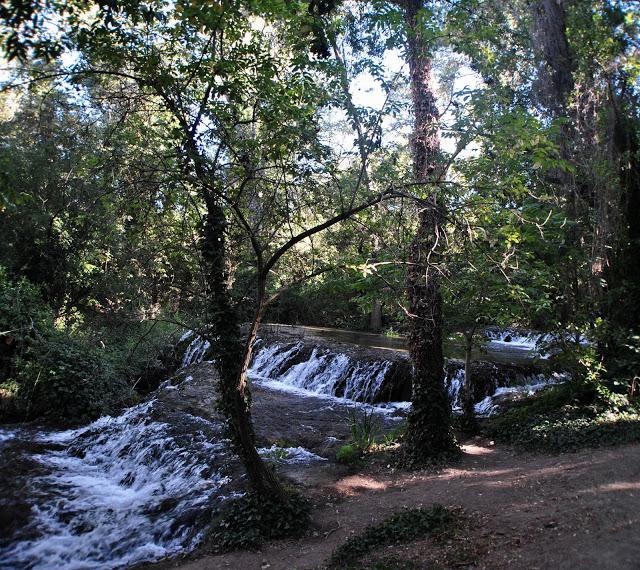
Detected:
[201,192,285,499]
[402,0,457,462]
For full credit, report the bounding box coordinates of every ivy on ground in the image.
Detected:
[209,492,311,552]
[327,504,452,569]
[486,382,640,452]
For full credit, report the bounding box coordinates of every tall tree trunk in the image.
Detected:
[531,0,583,326]
[402,0,457,462]
[532,1,633,332]
[201,192,285,498]
[531,0,574,116]
[369,235,383,333]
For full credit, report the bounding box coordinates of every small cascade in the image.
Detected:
[484,327,547,348]
[249,343,394,403]
[249,339,567,415]
[473,373,567,416]
[176,332,567,413]
[181,335,212,368]
[343,360,392,402]
[483,327,588,359]
[250,341,304,378]
[447,368,465,409]
[0,383,235,570]
[258,445,327,464]
[446,367,568,417]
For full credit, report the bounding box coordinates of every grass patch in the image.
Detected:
[327,504,452,569]
[336,443,361,464]
[337,418,407,465]
[486,381,640,452]
[347,408,381,451]
[209,492,310,552]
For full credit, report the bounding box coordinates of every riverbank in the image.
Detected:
[3,356,632,569]
[147,438,640,569]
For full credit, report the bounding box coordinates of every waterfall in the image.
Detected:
[178,332,566,415]
[248,343,395,403]
[343,360,392,402]
[0,387,234,569]
[446,370,568,417]
[0,367,331,570]
[181,335,212,368]
[484,327,547,348]
[247,339,567,413]
[250,341,304,378]
[447,368,465,409]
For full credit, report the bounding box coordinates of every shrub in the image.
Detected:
[0,268,136,424]
[347,408,381,452]
[0,266,52,380]
[13,331,135,424]
[209,492,311,552]
[486,381,640,452]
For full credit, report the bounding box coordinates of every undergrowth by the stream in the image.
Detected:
[208,492,311,552]
[327,504,452,569]
[486,381,640,452]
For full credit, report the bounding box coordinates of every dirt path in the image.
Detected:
[150,439,640,569]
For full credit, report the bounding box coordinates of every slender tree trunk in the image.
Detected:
[370,300,383,332]
[201,192,285,498]
[462,329,477,431]
[402,0,456,462]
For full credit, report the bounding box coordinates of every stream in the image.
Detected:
[0,327,564,569]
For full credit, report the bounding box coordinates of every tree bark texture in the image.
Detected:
[531,0,574,115]
[201,192,285,498]
[402,0,457,461]
[370,299,383,332]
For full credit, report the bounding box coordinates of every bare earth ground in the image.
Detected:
[148,364,640,569]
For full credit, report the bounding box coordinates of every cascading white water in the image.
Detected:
[0,328,571,569]
[472,372,567,417]
[278,349,350,394]
[258,445,327,464]
[483,328,589,361]
[250,341,304,378]
[250,339,567,417]
[179,329,569,417]
[447,368,465,409]
[0,391,234,569]
[0,367,332,570]
[343,360,392,402]
[181,335,212,368]
[249,343,393,403]
[484,328,547,347]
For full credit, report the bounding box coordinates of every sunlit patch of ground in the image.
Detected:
[333,475,388,496]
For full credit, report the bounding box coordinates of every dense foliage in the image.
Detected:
[0,0,638,493]
[486,380,640,452]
